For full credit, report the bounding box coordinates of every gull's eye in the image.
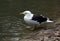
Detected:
[25,13,27,14]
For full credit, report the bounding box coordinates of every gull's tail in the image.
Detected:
[46,18,54,22]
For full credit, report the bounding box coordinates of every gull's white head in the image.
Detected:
[22,11,31,15]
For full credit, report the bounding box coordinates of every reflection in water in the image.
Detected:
[0,16,32,41]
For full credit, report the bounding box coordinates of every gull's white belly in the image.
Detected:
[24,14,40,25]
[24,19,40,25]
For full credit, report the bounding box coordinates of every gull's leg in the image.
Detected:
[26,25,35,30]
[26,26,31,28]
[25,25,34,30]
[30,25,39,31]
[25,24,40,31]
[33,24,41,30]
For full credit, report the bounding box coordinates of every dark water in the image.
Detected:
[0,0,60,41]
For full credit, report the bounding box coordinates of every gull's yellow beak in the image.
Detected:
[19,12,24,15]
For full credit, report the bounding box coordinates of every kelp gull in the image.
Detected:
[20,11,53,26]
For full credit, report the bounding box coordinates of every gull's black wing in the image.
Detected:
[32,14,47,23]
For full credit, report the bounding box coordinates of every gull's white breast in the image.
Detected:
[24,14,40,25]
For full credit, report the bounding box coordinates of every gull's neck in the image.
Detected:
[25,13,32,16]
[24,13,33,19]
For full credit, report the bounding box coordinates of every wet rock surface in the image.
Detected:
[0,16,60,41]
